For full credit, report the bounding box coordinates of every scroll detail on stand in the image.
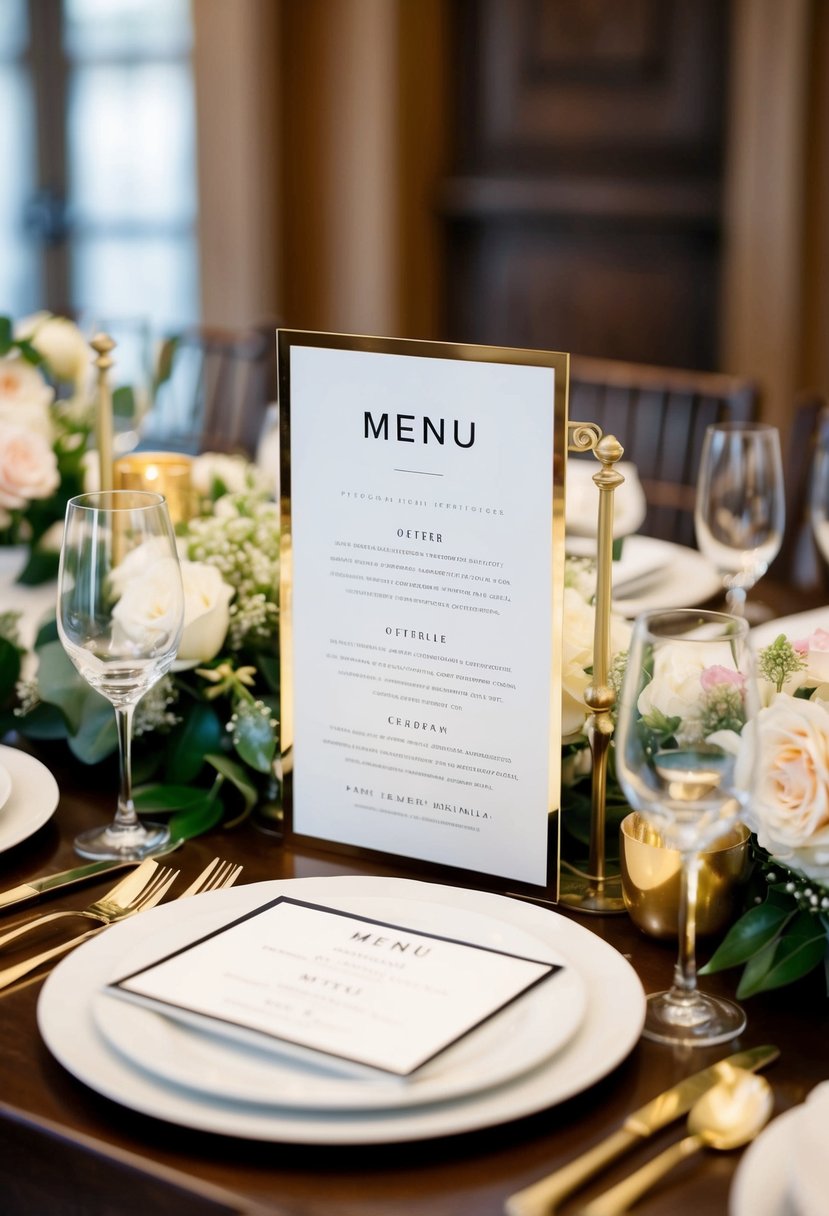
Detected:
[559,422,627,914]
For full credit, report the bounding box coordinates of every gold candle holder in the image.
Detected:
[620,812,752,939]
[559,425,627,913]
[113,451,196,526]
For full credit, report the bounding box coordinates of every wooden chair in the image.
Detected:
[774,393,829,589]
[141,325,277,457]
[568,355,760,547]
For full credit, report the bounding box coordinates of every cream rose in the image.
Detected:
[561,586,631,739]
[175,561,234,668]
[0,354,54,439]
[0,424,60,509]
[637,650,707,741]
[111,556,184,655]
[739,693,829,882]
[15,312,90,390]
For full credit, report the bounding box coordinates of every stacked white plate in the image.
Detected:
[0,745,59,853]
[730,1081,829,1216]
[38,875,646,1144]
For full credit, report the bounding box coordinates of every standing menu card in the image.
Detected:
[109,897,562,1077]
[279,333,568,892]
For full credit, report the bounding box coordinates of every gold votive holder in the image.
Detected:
[114,451,195,526]
[620,812,751,940]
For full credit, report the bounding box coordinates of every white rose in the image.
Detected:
[637,650,706,729]
[174,561,234,668]
[109,537,174,598]
[111,556,184,655]
[797,628,829,686]
[0,425,60,509]
[566,460,646,538]
[16,312,90,390]
[192,453,249,496]
[738,693,829,882]
[0,354,54,439]
[561,586,631,739]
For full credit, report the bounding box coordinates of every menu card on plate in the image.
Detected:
[278,332,568,892]
[109,897,562,1077]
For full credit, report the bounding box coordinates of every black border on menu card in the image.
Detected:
[276,330,568,904]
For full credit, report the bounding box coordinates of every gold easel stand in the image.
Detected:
[559,426,626,914]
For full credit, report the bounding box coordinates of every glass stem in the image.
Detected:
[114,703,138,830]
[673,852,701,998]
[725,584,747,616]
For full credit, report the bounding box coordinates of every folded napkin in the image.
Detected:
[566,459,646,539]
[790,1081,829,1216]
[0,762,11,814]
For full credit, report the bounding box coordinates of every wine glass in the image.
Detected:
[694,422,785,617]
[613,608,758,1047]
[57,490,184,859]
[809,410,829,564]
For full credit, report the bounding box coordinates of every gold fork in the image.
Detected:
[0,858,164,951]
[178,857,243,898]
[0,864,179,991]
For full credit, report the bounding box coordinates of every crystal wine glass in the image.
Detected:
[613,608,758,1046]
[57,490,184,859]
[694,422,785,617]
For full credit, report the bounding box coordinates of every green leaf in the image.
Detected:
[16,338,42,365]
[170,796,223,842]
[133,784,212,814]
[34,617,59,647]
[14,700,69,740]
[37,641,97,733]
[205,753,258,813]
[153,335,180,394]
[67,696,118,764]
[700,899,794,974]
[16,547,60,586]
[164,702,223,783]
[256,653,280,693]
[233,709,276,773]
[112,385,136,418]
[0,316,11,354]
[737,912,827,997]
[0,637,21,702]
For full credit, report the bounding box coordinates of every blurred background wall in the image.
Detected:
[2,0,827,433]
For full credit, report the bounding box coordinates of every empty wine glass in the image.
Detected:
[614,608,758,1046]
[809,410,829,564]
[57,490,184,859]
[694,422,785,617]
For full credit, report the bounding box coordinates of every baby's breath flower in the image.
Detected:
[13,678,40,715]
[133,676,180,736]
[759,634,806,693]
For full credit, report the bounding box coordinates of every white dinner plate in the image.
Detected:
[752,607,829,650]
[91,899,587,1110]
[0,763,11,814]
[0,746,59,853]
[610,537,722,618]
[38,875,645,1144]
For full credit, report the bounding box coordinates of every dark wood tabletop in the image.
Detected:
[0,581,825,1216]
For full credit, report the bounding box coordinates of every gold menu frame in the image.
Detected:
[277,329,568,905]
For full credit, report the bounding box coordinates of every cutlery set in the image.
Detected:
[0,856,243,992]
[504,1044,779,1215]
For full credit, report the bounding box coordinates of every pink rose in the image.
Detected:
[0,425,60,509]
[700,664,746,691]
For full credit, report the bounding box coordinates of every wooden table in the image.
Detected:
[0,738,824,1216]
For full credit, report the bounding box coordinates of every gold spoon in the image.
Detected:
[577,1066,774,1216]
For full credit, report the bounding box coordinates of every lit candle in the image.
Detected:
[91,333,115,493]
[114,451,196,525]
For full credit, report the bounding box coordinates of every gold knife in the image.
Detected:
[503,1044,779,1216]
[0,840,182,911]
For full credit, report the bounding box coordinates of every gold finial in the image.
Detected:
[91,332,116,493]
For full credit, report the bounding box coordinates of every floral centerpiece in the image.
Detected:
[0,453,280,842]
[702,627,829,996]
[0,313,93,584]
